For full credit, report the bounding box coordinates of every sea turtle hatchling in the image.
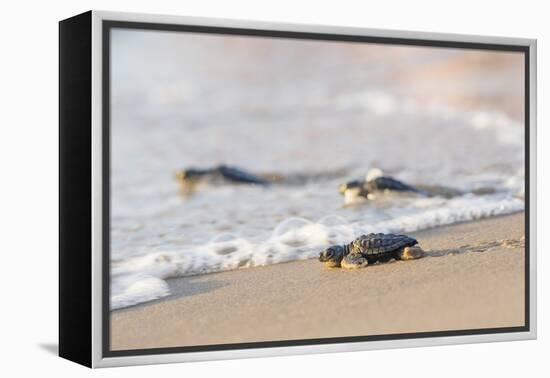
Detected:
[318,233,424,269]
[175,165,270,194]
[338,168,427,205]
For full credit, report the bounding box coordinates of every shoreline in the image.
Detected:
[111,212,525,351]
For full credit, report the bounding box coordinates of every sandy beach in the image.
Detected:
[111,212,525,350]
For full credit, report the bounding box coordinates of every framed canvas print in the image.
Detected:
[59,10,537,368]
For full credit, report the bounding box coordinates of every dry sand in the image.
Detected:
[111,213,525,350]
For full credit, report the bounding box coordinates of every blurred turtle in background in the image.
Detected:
[176,165,270,194]
[338,168,427,205]
[176,164,350,195]
[337,168,495,206]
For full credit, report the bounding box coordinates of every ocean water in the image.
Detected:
[110,30,525,310]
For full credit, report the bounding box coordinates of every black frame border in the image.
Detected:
[101,20,531,358]
[59,11,93,367]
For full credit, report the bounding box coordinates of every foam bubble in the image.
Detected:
[317,215,349,226]
[272,217,312,237]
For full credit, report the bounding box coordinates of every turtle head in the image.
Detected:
[176,168,211,195]
[175,168,209,183]
[339,180,370,205]
[319,245,345,267]
[339,180,363,195]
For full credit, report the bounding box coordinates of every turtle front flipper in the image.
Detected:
[341,253,369,269]
[395,246,425,260]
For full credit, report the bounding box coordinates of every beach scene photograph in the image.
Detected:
[108,28,526,351]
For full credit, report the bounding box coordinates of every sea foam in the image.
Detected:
[111,192,523,310]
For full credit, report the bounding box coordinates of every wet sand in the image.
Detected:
[111,213,525,351]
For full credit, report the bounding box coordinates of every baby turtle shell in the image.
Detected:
[365,176,425,194]
[351,233,418,256]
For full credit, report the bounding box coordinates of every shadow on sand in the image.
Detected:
[165,276,227,300]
